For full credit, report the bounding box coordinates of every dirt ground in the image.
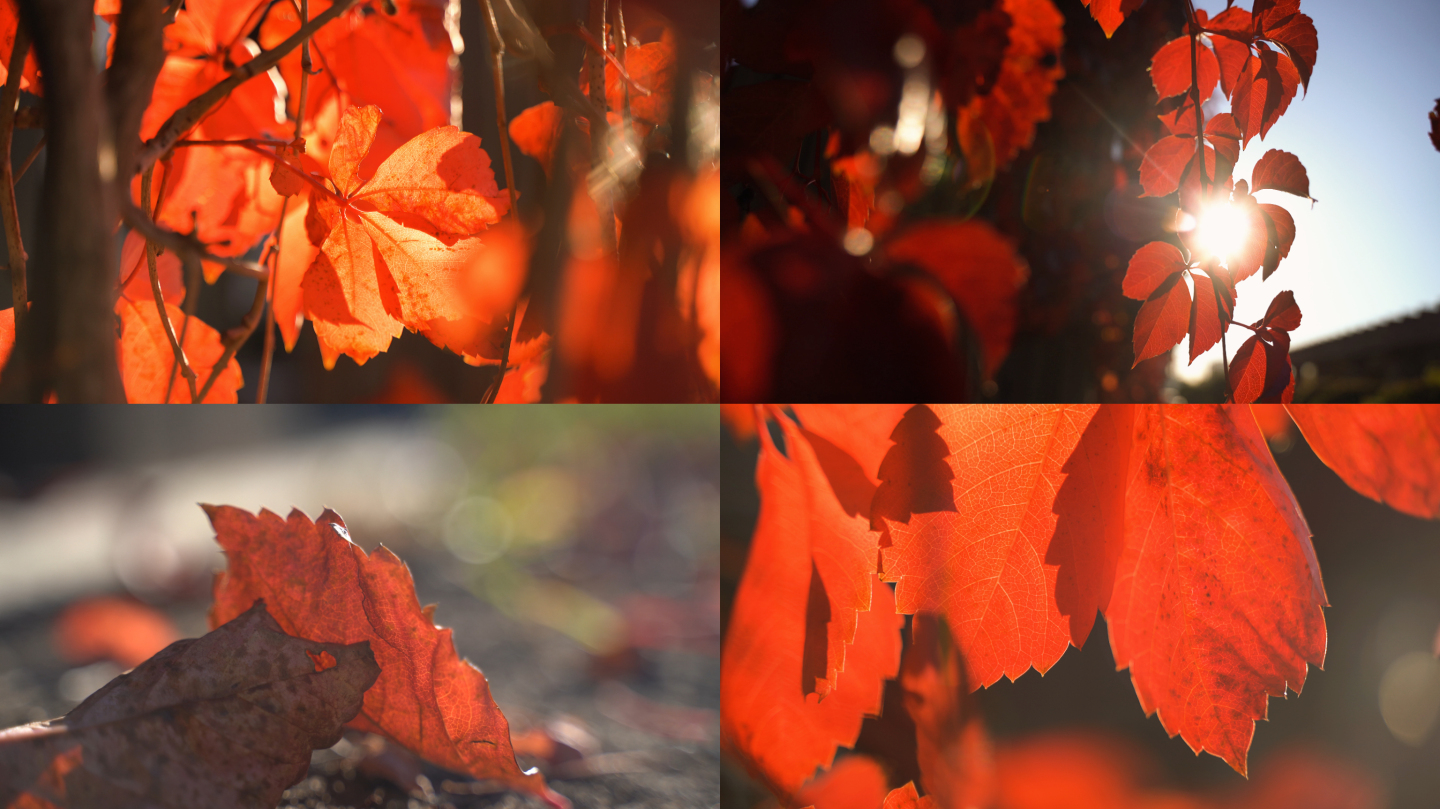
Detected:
[0,546,718,808]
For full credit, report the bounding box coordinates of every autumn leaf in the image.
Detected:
[880,782,936,809]
[1149,36,1219,101]
[883,219,1027,377]
[116,231,183,307]
[721,416,903,800]
[792,755,890,809]
[301,104,510,368]
[204,505,566,808]
[1286,404,1440,520]
[955,0,1065,170]
[508,101,567,177]
[1107,405,1327,776]
[1232,43,1300,146]
[1140,112,1239,199]
[52,596,179,670]
[114,299,244,403]
[1249,149,1311,199]
[1130,271,1190,367]
[900,614,995,809]
[790,404,912,492]
[1230,290,1301,404]
[877,406,1130,688]
[0,601,379,809]
[1080,0,1143,38]
[0,0,40,93]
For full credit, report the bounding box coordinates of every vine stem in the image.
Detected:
[139,165,199,402]
[0,23,29,336]
[479,0,522,404]
[1184,0,1231,400]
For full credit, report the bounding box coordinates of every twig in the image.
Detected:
[1221,330,1231,403]
[543,22,652,96]
[165,234,202,402]
[120,199,268,280]
[136,0,360,172]
[197,265,267,402]
[0,22,29,335]
[256,197,290,404]
[479,0,521,404]
[1186,0,1207,198]
[295,0,312,139]
[14,135,43,182]
[140,165,199,402]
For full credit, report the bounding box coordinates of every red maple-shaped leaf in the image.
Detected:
[1107,405,1327,776]
[261,0,455,179]
[1080,0,1143,38]
[1286,404,1440,520]
[721,416,903,800]
[877,406,1130,688]
[1149,35,1219,101]
[301,105,509,368]
[883,220,1027,377]
[0,601,379,809]
[205,505,566,808]
[1230,290,1301,403]
[115,299,244,403]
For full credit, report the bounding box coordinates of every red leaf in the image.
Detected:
[955,0,1066,170]
[1260,289,1302,332]
[1253,0,1318,93]
[793,755,890,809]
[0,307,14,375]
[1232,44,1300,146]
[0,601,379,809]
[508,101,567,177]
[883,220,1026,377]
[1131,273,1191,366]
[1149,36,1219,101]
[881,782,936,809]
[1138,136,1195,198]
[1226,200,1274,283]
[1230,332,1295,404]
[1207,7,1255,99]
[1187,269,1224,363]
[877,406,1130,688]
[1286,405,1440,519]
[1251,149,1311,198]
[1260,203,1296,261]
[721,420,903,800]
[1080,0,1143,38]
[52,597,180,670]
[117,231,183,306]
[206,506,565,807]
[1122,241,1186,301]
[901,614,996,808]
[791,404,913,491]
[1107,405,1326,775]
[116,300,244,403]
[301,105,509,366]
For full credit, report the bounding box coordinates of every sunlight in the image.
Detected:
[1195,202,1249,262]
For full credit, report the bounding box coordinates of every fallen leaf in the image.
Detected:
[205,506,566,808]
[52,597,180,670]
[0,600,379,809]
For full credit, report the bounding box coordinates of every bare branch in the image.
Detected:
[121,199,268,280]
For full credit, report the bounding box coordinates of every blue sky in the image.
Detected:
[1172,0,1440,383]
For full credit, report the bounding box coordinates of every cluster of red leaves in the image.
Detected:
[721,0,1064,401]
[1107,1,1317,401]
[722,404,1440,807]
[0,0,713,401]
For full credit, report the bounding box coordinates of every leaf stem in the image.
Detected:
[140,165,199,402]
[0,23,29,335]
[197,261,267,402]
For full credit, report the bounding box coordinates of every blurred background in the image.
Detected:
[0,406,719,808]
[721,410,1440,809]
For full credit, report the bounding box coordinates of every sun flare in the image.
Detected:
[1195,203,1249,262]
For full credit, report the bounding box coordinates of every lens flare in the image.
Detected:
[1195,202,1248,261]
